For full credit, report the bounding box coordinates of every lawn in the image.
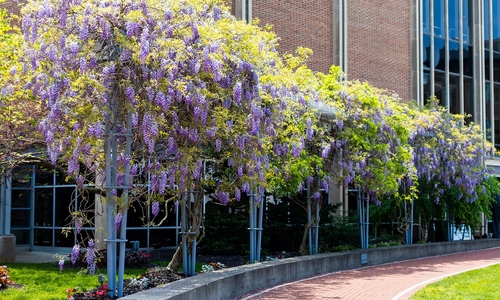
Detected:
[0,262,147,300]
[411,263,500,300]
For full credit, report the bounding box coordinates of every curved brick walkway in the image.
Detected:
[239,246,500,300]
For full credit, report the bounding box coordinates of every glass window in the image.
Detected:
[434,37,446,71]
[495,52,500,83]
[424,34,431,69]
[494,84,500,148]
[126,229,148,249]
[149,228,178,247]
[55,229,75,247]
[34,229,52,246]
[76,192,95,227]
[12,166,32,188]
[486,49,491,81]
[35,188,53,227]
[485,0,490,43]
[11,210,30,228]
[423,71,431,102]
[449,41,460,73]
[55,187,74,227]
[127,199,147,228]
[449,75,460,114]
[463,44,473,76]
[486,82,492,141]
[34,167,54,186]
[423,0,430,34]
[464,77,474,123]
[449,0,459,40]
[434,71,447,107]
[493,1,500,52]
[434,0,444,37]
[11,229,30,244]
[464,0,472,44]
[11,190,30,208]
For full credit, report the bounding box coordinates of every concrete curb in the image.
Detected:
[120,239,500,300]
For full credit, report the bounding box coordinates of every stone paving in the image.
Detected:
[239,247,500,300]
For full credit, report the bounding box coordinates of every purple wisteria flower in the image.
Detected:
[71,244,80,265]
[59,259,65,272]
[75,217,83,233]
[114,213,123,230]
[152,201,160,217]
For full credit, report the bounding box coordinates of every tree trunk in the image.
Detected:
[299,221,312,255]
[167,187,204,273]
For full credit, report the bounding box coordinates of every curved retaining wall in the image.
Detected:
[120,239,500,300]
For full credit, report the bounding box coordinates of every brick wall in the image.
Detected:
[347,0,412,101]
[252,0,333,74]
[1,0,23,17]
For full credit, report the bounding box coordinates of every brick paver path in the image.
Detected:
[239,247,500,300]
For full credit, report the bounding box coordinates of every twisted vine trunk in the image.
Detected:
[167,187,204,273]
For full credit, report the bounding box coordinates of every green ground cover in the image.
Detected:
[411,263,500,300]
[0,262,146,300]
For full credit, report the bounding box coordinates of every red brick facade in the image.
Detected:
[252,0,334,75]
[347,0,412,101]
[250,0,412,101]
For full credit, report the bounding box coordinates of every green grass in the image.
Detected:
[0,262,147,300]
[411,263,500,300]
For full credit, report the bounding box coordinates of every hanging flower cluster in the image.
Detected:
[408,99,494,203]
[320,67,416,203]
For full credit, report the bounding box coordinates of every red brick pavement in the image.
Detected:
[239,247,500,300]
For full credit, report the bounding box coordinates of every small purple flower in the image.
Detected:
[152,201,160,217]
[89,262,96,276]
[87,239,95,265]
[75,217,83,233]
[114,213,123,230]
[71,244,80,265]
[59,259,64,272]
[311,192,321,202]
[125,86,135,102]
[234,187,241,201]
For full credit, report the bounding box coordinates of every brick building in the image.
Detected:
[1,0,499,251]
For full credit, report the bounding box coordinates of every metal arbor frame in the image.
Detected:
[249,190,264,263]
[104,94,132,297]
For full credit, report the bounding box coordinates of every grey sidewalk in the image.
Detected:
[7,250,65,264]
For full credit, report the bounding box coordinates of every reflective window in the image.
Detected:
[486,82,492,141]
[434,37,446,71]
[434,71,447,106]
[449,75,460,114]
[423,71,431,102]
[11,190,30,208]
[494,84,500,148]
[486,49,491,81]
[463,0,471,44]
[423,34,431,69]
[463,44,473,76]
[34,229,52,246]
[495,52,500,83]
[35,188,53,227]
[485,0,490,43]
[423,0,430,34]
[434,0,444,37]
[494,1,500,52]
[449,41,460,73]
[464,77,474,124]
[449,0,459,40]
